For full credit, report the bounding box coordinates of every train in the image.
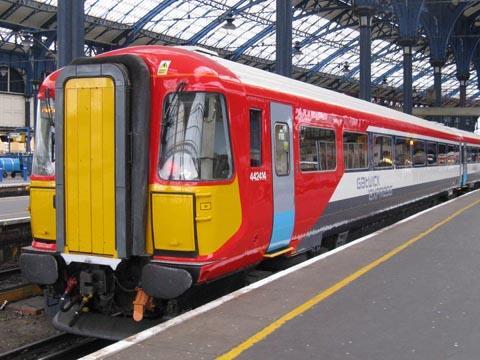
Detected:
[20,46,480,340]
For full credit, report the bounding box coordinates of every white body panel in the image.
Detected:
[330,166,460,202]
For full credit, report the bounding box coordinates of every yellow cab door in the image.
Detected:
[63,77,116,256]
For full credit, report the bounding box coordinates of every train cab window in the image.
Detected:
[32,98,55,176]
[159,92,232,181]
[274,123,290,176]
[373,135,393,169]
[249,109,262,167]
[343,132,367,170]
[412,140,426,166]
[300,126,336,172]
[438,143,447,165]
[447,144,460,165]
[426,142,437,166]
[395,137,412,167]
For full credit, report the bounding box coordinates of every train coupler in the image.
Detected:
[132,288,154,322]
[59,276,78,312]
[68,294,92,327]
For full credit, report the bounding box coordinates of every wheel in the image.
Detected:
[10,172,16,178]
[2,171,7,178]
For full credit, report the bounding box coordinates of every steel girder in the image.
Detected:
[112,0,177,46]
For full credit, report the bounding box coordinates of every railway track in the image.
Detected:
[0,267,20,280]
[0,333,113,360]
[0,266,42,305]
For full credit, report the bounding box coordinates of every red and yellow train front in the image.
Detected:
[19,48,257,338]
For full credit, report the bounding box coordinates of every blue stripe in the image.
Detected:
[268,210,295,252]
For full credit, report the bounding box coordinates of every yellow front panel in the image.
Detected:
[152,193,196,252]
[30,181,56,241]
[64,77,116,256]
[148,178,242,256]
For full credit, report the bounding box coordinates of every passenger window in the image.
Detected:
[447,144,459,165]
[395,137,412,167]
[427,142,437,166]
[249,109,262,167]
[274,123,290,176]
[467,147,473,164]
[412,140,426,166]
[300,126,336,172]
[438,143,447,165]
[373,135,393,169]
[343,132,367,170]
[468,147,480,163]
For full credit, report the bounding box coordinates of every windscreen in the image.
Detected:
[159,92,232,181]
[32,98,55,176]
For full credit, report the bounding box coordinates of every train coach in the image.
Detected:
[19,46,480,339]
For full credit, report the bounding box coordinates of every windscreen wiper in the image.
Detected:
[161,81,187,145]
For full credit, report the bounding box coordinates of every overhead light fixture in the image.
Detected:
[223,13,236,30]
[342,61,350,73]
[0,66,7,77]
[21,35,33,52]
[293,41,303,56]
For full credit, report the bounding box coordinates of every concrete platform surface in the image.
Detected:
[0,196,29,222]
[86,190,480,360]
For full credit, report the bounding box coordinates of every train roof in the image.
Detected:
[40,46,480,143]
[187,47,480,143]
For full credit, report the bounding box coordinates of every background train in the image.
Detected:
[20,46,480,340]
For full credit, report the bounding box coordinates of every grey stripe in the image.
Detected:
[297,177,459,250]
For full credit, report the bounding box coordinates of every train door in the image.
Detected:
[55,64,130,259]
[246,97,273,252]
[267,102,295,252]
[63,77,117,256]
[461,143,468,186]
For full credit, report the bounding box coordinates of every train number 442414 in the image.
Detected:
[250,171,267,181]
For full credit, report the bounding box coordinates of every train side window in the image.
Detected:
[373,135,393,169]
[467,147,474,164]
[300,126,336,172]
[412,140,426,166]
[274,123,290,176]
[438,143,447,165]
[343,132,368,170]
[395,137,412,167]
[426,142,437,166]
[469,147,480,163]
[249,109,262,167]
[447,144,459,165]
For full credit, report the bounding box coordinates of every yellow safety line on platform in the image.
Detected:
[217,197,480,360]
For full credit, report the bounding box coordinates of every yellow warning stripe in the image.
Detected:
[217,197,480,359]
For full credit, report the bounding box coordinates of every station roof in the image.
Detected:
[0,0,479,107]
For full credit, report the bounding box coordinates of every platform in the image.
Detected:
[87,190,480,360]
[0,196,29,224]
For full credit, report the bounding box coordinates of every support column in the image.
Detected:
[57,0,84,68]
[359,14,372,101]
[71,0,85,60]
[459,79,467,107]
[433,65,442,107]
[275,0,292,77]
[403,45,413,114]
[25,98,31,129]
